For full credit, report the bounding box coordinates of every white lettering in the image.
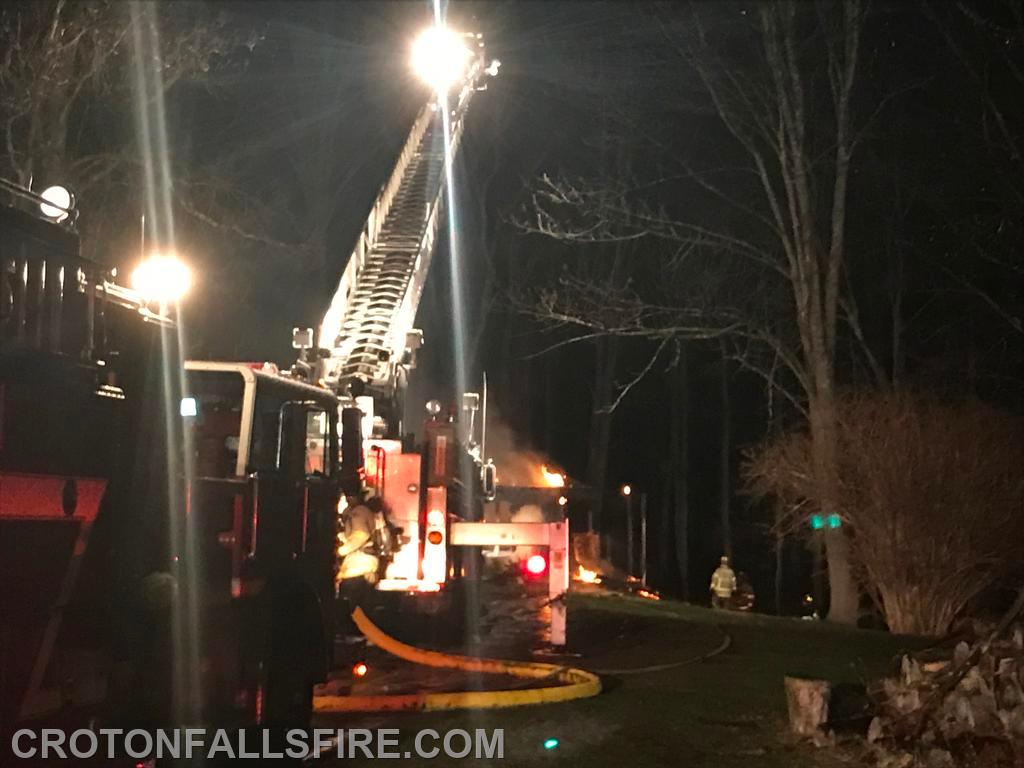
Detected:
[476,729,504,759]
[415,729,440,758]
[8,727,506,761]
[41,729,67,759]
[261,728,284,759]
[377,728,400,758]
[207,729,235,759]
[312,728,333,758]
[99,728,123,758]
[11,729,36,758]
[286,729,310,759]
[238,728,259,758]
[68,729,98,758]
[124,729,153,759]
[156,729,179,758]
[185,728,204,759]
[444,729,472,759]
[347,728,373,759]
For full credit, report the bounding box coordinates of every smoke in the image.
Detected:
[483,407,565,487]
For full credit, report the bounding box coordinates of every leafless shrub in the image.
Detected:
[745,391,1024,636]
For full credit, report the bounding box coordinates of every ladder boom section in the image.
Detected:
[318,42,487,396]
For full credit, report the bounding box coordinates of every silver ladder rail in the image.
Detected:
[317,36,489,399]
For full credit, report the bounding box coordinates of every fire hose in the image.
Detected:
[312,607,602,713]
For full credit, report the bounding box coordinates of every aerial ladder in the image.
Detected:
[289,29,499,601]
[291,30,568,644]
[295,30,494,438]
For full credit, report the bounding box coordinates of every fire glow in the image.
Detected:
[575,565,600,584]
[541,466,565,488]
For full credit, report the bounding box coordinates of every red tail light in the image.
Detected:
[525,554,548,576]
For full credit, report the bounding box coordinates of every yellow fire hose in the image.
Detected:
[313,607,602,713]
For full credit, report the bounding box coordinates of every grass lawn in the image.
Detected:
[318,593,923,767]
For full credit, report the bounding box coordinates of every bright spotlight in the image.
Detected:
[131,255,192,303]
[411,26,471,92]
[621,484,632,497]
[39,185,74,222]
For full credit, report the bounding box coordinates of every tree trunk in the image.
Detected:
[585,250,627,531]
[808,395,859,625]
[658,468,672,587]
[670,344,690,599]
[719,340,732,558]
[544,356,555,454]
[586,333,619,531]
[774,528,784,615]
[890,247,905,388]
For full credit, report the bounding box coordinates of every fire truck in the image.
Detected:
[0,180,342,734]
[1,24,501,737]
[289,27,500,606]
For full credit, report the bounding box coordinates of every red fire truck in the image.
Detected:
[0,183,344,742]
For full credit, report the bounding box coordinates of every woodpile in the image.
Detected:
[783,620,1024,766]
[864,628,1024,767]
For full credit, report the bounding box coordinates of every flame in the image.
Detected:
[636,588,660,601]
[541,465,565,488]
[575,565,600,584]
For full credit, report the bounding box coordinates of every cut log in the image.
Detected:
[785,676,831,737]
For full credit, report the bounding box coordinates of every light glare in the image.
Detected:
[411,26,471,91]
[131,255,192,303]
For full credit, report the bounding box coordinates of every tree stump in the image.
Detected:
[785,676,831,737]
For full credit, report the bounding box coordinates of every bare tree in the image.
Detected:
[0,1,272,262]
[669,342,690,596]
[718,339,732,558]
[517,1,867,623]
[745,390,1024,636]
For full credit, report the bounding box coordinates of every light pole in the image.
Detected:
[622,484,633,577]
[640,491,648,586]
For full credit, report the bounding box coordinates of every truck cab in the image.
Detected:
[178,361,341,725]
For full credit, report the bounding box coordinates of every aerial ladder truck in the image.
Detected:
[290,25,570,646]
[286,27,504,605]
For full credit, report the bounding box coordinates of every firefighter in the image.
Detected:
[709,555,737,609]
[336,496,380,584]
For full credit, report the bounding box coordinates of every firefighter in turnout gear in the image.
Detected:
[710,555,737,609]
[336,497,381,583]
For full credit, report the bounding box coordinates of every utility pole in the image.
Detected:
[622,484,633,576]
